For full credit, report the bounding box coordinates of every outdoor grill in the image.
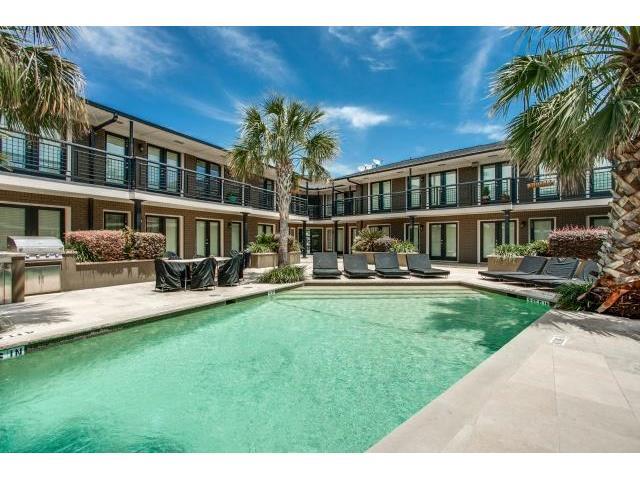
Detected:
[7,236,64,295]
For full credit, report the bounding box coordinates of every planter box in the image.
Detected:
[355,252,417,266]
[249,252,301,268]
[486,255,523,272]
[61,253,156,291]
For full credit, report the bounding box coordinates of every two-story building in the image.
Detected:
[0,100,612,263]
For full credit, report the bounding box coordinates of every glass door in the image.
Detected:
[38,131,64,175]
[106,134,127,185]
[480,220,516,261]
[481,163,512,203]
[405,224,420,250]
[407,175,422,209]
[196,220,221,257]
[336,227,344,254]
[429,223,457,260]
[147,146,162,190]
[146,215,180,256]
[166,151,180,193]
[429,171,457,207]
[370,181,391,212]
[309,228,323,253]
[230,222,242,253]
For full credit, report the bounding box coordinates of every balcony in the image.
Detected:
[0,129,308,216]
[308,170,613,219]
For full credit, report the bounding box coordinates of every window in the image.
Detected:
[0,204,64,249]
[146,215,180,255]
[370,181,391,212]
[195,160,221,200]
[104,212,128,230]
[429,170,457,207]
[480,220,516,261]
[261,179,274,209]
[147,146,162,190]
[335,192,345,215]
[591,158,612,195]
[0,118,26,168]
[481,163,512,202]
[407,175,422,209]
[368,225,390,236]
[257,224,274,235]
[536,165,558,198]
[530,219,554,241]
[589,216,610,228]
[405,224,420,250]
[106,134,127,185]
[429,223,457,260]
[230,222,242,253]
[326,228,333,251]
[196,220,221,257]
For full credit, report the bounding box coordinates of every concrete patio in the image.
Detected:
[1,258,638,452]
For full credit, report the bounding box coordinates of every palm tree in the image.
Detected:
[230,95,339,265]
[491,27,640,314]
[0,26,88,140]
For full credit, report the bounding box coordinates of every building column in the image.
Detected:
[88,198,94,230]
[242,212,249,250]
[410,215,416,247]
[503,209,511,244]
[302,220,307,258]
[133,199,143,231]
[334,220,339,255]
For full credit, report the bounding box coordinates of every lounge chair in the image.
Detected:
[406,254,450,277]
[374,253,409,278]
[501,257,580,285]
[312,252,342,278]
[479,255,548,280]
[535,259,600,288]
[343,254,375,278]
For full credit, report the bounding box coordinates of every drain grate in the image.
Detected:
[550,335,567,346]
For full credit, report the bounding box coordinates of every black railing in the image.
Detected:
[0,128,307,215]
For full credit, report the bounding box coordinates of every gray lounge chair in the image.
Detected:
[312,252,342,278]
[343,254,374,278]
[374,253,409,278]
[406,254,449,277]
[501,257,580,285]
[479,255,548,280]
[535,259,601,288]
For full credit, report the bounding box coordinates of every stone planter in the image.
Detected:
[354,252,417,266]
[486,255,523,272]
[249,252,301,268]
[61,253,156,291]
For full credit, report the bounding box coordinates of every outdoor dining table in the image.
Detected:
[163,257,231,290]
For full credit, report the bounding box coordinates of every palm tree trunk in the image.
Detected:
[590,138,640,317]
[276,166,293,267]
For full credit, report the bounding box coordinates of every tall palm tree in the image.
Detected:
[491,27,640,314]
[230,95,339,265]
[0,26,88,140]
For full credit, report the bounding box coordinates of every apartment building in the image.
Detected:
[0,100,612,263]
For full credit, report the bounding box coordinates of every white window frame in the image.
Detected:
[528,217,556,242]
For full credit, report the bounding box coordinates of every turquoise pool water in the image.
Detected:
[0,286,548,452]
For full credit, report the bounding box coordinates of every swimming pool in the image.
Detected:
[0,286,548,452]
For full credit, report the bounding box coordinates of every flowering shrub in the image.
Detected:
[66,229,165,262]
[548,226,607,259]
[65,230,126,262]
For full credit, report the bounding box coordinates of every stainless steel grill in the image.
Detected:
[7,236,64,295]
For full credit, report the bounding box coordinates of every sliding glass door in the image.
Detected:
[146,215,180,256]
[370,181,391,212]
[480,220,516,261]
[429,171,457,207]
[429,223,457,260]
[195,220,221,257]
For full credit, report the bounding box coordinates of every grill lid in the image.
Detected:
[7,236,64,256]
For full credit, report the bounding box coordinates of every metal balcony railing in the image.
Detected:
[0,128,308,216]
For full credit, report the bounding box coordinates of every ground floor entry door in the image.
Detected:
[309,228,323,253]
[429,223,457,260]
[195,220,221,257]
[480,220,516,262]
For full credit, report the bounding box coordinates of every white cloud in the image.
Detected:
[205,28,291,82]
[179,96,240,125]
[360,56,394,72]
[456,122,506,141]
[371,28,414,50]
[328,161,356,176]
[77,27,177,75]
[323,106,391,129]
[458,29,505,106]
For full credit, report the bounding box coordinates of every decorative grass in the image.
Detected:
[257,265,306,284]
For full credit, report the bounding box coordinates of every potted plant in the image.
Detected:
[481,186,492,203]
[390,240,418,267]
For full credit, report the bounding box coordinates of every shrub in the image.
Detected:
[494,240,549,259]
[548,226,607,259]
[248,233,278,253]
[528,239,549,256]
[274,233,301,253]
[389,240,417,253]
[131,232,165,259]
[257,265,305,283]
[555,282,595,311]
[65,230,126,262]
[352,229,398,252]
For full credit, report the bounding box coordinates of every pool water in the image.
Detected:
[0,286,548,452]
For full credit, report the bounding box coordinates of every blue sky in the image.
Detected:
[70,26,521,175]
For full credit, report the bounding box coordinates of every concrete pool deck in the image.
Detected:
[1,260,638,452]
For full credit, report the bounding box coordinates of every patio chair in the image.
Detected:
[190,257,217,290]
[500,257,580,285]
[312,252,342,278]
[154,259,183,291]
[165,251,181,260]
[343,254,375,278]
[478,255,548,280]
[534,259,601,288]
[406,254,450,277]
[218,253,243,286]
[374,253,409,278]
